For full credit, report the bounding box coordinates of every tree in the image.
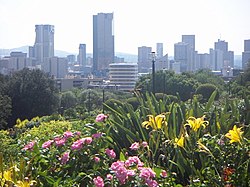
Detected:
[195,83,218,102]
[7,68,59,127]
[0,94,12,129]
[60,91,78,110]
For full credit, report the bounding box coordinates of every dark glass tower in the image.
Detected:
[93,13,114,76]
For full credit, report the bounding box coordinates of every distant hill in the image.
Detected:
[0,46,138,62]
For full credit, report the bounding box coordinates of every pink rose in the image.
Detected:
[94,156,100,163]
[63,131,74,139]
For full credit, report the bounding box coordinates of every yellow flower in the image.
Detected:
[185,115,208,132]
[225,125,243,144]
[142,114,167,130]
[175,134,184,148]
[3,170,12,181]
[16,179,37,187]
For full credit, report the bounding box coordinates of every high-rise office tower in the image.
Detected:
[214,39,234,69]
[156,43,163,58]
[182,35,196,71]
[182,35,195,51]
[79,44,86,66]
[93,13,114,76]
[33,25,54,63]
[242,39,250,69]
[174,42,192,72]
[138,46,152,73]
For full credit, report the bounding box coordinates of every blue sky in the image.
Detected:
[0,0,249,55]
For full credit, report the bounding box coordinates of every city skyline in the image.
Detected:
[0,0,250,56]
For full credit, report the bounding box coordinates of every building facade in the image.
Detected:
[138,46,152,73]
[93,13,114,76]
[78,44,86,66]
[31,25,54,64]
[109,63,138,91]
[242,39,250,69]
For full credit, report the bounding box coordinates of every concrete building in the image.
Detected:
[78,44,86,66]
[210,48,223,71]
[93,13,114,76]
[156,43,163,58]
[138,46,152,73]
[174,42,192,72]
[9,52,32,71]
[109,63,138,91]
[242,39,250,69]
[31,25,54,64]
[182,35,195,50]
[43,57,68,78]
[214,39,234,69]
[155,54,169,71]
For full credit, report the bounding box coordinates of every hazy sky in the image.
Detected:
[0,0,249,56]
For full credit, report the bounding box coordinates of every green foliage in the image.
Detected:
[195,83,218,102]
[126,96,140,110]
[0,95,12,129]
[5,68,59,127]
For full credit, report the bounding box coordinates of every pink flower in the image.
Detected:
[125,156,144,167]
[94,156,100,163]
[127,169,136,177]
[111,161,124,171]
[55,137,66,147]
[95,114,108,122]
[141,141,148,148]
[42,140,53,149]
[83,137,93,144]
[129,142,140,150]
[93,176,104,187]
[63,131,74,139]
[107,174,113,180]
[74,131,81,136]
[160,170,167,178]
[92,133,103,139]
[22,141,35,151]
[71,138,84,150]
[105,148,116,159]
[60,151,70,164]
[139,167,156,180]
[145,179,159,187]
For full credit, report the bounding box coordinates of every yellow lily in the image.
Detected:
[16,179,37,187]
[225,125,243,144]
[185,115,208,132]
[142,114,167,130]
[175,134,184,148]
[3,170,12,181]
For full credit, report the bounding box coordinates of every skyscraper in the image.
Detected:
[242,39,250,69]
[33,25,54,63]
[174,42,192,72]
[138,46,152,73]
[214,39,234,69]
[93,13,114,76]
[182,35,195,51]
[78,44,86,66]
[182,35,195,71]
[156,43,163,58]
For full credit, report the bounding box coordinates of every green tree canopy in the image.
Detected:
[6,68,59,127]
